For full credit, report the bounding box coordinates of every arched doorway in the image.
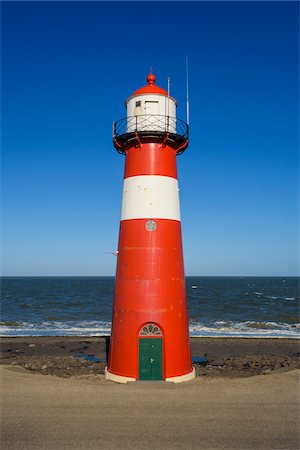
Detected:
[138,324,163,380]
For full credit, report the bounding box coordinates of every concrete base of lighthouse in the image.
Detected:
[105,367,196,384]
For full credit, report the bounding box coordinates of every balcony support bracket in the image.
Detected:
[160,132,169,149]
[135,131,143,149]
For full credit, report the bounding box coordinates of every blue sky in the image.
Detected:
[1,1,299,276]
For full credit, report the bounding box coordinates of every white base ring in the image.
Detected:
[105,367,136,383]
[165,366,196,383]
[105,367,195,384]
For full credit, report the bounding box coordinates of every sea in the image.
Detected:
[0,277,299,338]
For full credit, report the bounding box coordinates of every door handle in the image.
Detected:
[150,358,154,363]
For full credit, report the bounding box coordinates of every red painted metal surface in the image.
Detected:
[108,219,192,379]
[124,142,178,179]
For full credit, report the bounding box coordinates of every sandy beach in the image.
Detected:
[1,337,299,449]
[1,365,299,450]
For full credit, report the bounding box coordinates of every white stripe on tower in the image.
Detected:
[121,175,181,221]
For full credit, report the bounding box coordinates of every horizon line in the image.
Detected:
[1,275,299,278]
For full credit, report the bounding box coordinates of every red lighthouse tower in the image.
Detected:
[105,71,195,383]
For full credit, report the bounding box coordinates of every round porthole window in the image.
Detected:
[145,220,157,231]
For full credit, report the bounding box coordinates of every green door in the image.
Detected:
[139,338,162,380]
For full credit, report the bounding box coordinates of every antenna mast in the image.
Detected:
[167,77,170,131]
[186,56,190,126]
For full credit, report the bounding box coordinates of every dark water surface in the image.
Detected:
[1,277,299,337]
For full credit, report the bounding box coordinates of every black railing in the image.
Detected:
[113,115,189,141]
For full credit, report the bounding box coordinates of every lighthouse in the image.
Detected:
[105,71,195,383]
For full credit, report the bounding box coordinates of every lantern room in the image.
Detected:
[125,72,177,133]
[113,71,189,155]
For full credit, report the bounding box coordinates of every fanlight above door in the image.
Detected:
[139,324,162,336]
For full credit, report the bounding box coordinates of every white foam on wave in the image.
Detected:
[189,320,300,338]
[0,320,299,338]
[0,320,111,337]
[266,295,296,301]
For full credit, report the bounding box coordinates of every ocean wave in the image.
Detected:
[266,296,296,301]
[189,320,300,338]
[0,320,299,338]
[0,320,111,337]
